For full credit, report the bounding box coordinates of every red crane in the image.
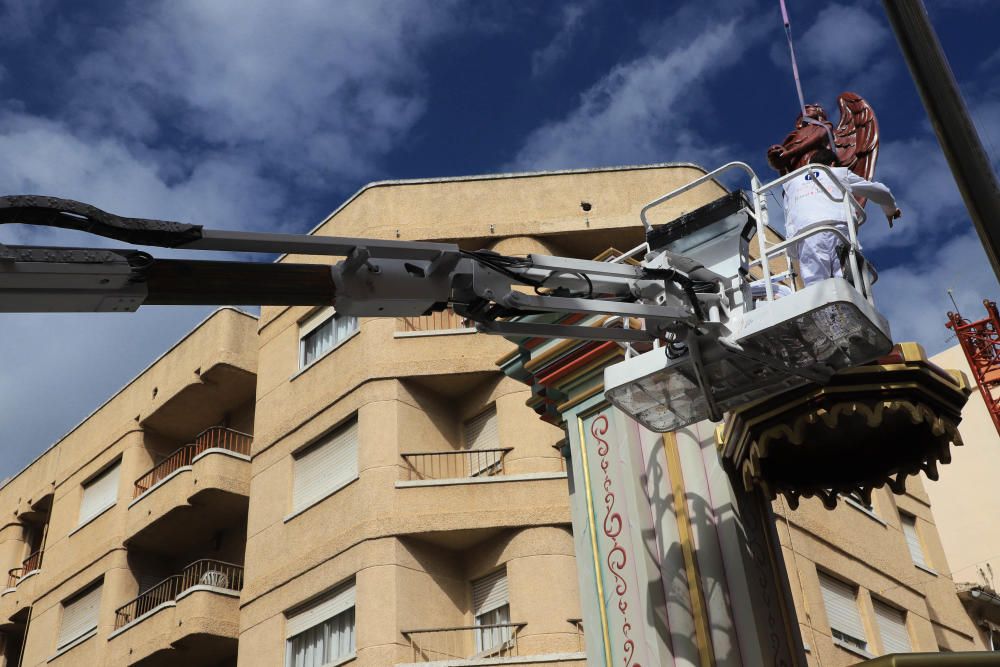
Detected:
[947,300,1000,436]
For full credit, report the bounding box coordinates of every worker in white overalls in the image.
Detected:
[783,148,901,286]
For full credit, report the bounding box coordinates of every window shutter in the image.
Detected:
[300,307,335,337]
[873,600,911,654]
[473,569,509,616]
[58,581,102,648]
[464,406,498,450]
[292,420,358,511]
[286,581,356,638]
[900,515,928,568]
[819,573,866,643]
[79,461,120,525]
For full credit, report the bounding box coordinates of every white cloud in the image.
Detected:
[68,0,456,184]
[796,4,889,75]
[875,229,999,354]
[531,1,596,78]
[510,18,756,172]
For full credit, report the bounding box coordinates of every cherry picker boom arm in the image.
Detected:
[0,194,719,345]
[0,164,895,433]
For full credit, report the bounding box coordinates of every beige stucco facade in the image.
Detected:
[927,344,1000,650]
[0,164,988,666]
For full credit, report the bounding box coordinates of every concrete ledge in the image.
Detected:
[396,651,586,667]
[396,472,567,488]
[107,601,176,639]
[394,328,477,338]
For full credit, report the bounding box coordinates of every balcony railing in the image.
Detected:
[401,448,513,481]
[402,623,526,663]
[114,559,244,630]
[6,549,43,588]
[133,427,253,498]
[396,308,471,335]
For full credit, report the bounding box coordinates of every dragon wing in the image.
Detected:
[834,92,879,181]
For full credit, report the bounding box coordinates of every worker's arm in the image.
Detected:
[842,172,902,221]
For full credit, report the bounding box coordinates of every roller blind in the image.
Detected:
[473,569,509,616]
[873,600,911,654]
[78,461,120,525]
[819,573,866,643]
[286,580,356,638]
[292,419,358,511]
[58,581,102,648]
[464,406,498,450]
[900,514,928,568]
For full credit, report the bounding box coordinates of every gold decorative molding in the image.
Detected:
[720,344,971,509]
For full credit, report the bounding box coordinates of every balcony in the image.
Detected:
[402,623,526,663]
[127,427,252,555]
[5,550,42,589]
[402,449,513,482]
[394,449,570,548]
[108,560,243,666]
[396,308,475,338]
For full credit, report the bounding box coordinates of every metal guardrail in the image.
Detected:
[114,559,244,629]
[6,549,43,588]
[397,308,470,334]
[401,448,513,481]
[133,427,252,498]
[402,623,526,662]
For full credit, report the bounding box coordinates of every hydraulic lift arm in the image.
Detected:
[0,195,720,344]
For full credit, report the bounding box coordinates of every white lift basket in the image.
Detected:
[604,162,893,432]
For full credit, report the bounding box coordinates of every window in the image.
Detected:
[844,490,874,513]
[473,569,511,654]
[292,418,358,513]
[299,307,358,369]
[78,460,120,526]
[464,405,499,476]
[872,600,911,654]
[819,573,869,655]
[286,581,355,667]
[58,580,102,649]
[900,513,930,569]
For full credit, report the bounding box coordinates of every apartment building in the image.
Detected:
[0,164,987,666]
[0,306,257,667]
[926,343,1000,650]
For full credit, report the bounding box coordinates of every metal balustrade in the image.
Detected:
[397,308,471,334]
[6,549,43,588]
[114,559,244,629]
[133,427,253,498]
[402,623,525,663]
[401,448,512,481]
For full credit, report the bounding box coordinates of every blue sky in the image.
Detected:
[1,0,998,480]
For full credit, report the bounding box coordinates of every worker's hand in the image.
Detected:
[887,208,902,228]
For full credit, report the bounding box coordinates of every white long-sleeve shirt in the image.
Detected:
[782,166,898,235]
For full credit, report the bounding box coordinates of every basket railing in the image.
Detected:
[133,427,252,498]
[402,623,525,662]
[401,448,512,481]
[113,559,244,629]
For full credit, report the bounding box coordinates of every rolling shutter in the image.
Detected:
[819,573,866,643]
[78,461,120,525]
[465,406,499,475]
[286,580,356,638]
[900,514,928,568]
[473,569,509,616]
[292,419,358,511]
[873,600,911,654]
[464,406,498,450]
[58,581,102,648]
